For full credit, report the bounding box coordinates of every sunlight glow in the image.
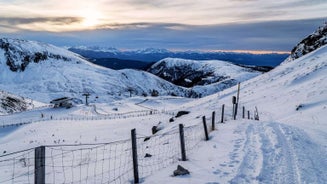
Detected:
[80,9,102,28]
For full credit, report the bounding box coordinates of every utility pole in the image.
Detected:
[82,93,90,106]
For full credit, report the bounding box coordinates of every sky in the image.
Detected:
[0,0,326,52]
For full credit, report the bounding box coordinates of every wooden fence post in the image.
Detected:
[179,124,187,161]
[255,106,259,121]
[212,111,215,131]
[221,104,225,123]
[202,116,209,141]
[247,111,250,119]
[131,129,139,183]
[242,106,245,119]
[35,146,45,184]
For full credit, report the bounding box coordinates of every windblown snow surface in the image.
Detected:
[0,46,326,183]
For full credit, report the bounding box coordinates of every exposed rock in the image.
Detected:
[173,165,190,176]
[286,23,327,61]
[0,91,32,115]
[0,38,71,72]
[175,111,190,118]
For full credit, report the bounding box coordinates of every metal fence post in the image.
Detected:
[221,104,225,123]
[35,146,45,184]
[248,110,250,119]
[179,124,187,161]
[202,116,209,141]
[212,111,215,131]
[131,129,139,183]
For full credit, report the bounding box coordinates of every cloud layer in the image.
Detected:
[0,1,326,50]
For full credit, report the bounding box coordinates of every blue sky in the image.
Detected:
[0,0,326,52]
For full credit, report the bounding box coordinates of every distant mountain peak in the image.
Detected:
[135,48,171,54]
[286,22,327,61]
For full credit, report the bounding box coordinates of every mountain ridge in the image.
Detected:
[68,46,288,67]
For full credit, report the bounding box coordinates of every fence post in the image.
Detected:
[131,129,139,184]
[247,111,250,119]
[255,106,259,121]
[179,124,187,161]
[35,146,45,184]
[212,111,215,131]
[242,106,245,119]
[221,104,225,123]
[202,116,209,141]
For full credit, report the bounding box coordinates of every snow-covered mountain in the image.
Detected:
[148,58,261,89]
[0,38,264,104]
[286,22,327,61]
[0,25,326,184]
[0,38,195,103]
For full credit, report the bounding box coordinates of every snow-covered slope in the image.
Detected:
[0,42,326,183]
[0,38,262,103]
[143,36,327,183]
[148,58,261,95]
[286,22,327,62]
[0,38,196,103]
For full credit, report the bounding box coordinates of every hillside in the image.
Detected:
[1,25,326,183]
[148,58,261,89]
[0,38,263,104]
[0,38,195,103]
[0,44,325,183]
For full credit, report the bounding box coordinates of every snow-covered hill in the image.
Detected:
[148,58,261,89]
[0,43,325,183]
[0,38,263,104]
[0,38,197,103]
[1,25,326,183]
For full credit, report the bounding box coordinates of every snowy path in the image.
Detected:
[223,121,327,184]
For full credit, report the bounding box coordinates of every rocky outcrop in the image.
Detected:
[287,23,327,61]
[0,91,32,114]
[0,38,71,72]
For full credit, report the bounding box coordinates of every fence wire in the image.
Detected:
[0,149,34,184]
[45,141,133,184]
[137,130,180,178]
[0,111,224,184]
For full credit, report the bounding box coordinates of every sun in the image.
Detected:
[81,10,101,28]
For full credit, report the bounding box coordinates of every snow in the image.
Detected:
[0,41,326,183]
[0,39,194,103]
[1,38,260,105]
[149,58,260,96]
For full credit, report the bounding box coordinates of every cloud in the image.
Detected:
[0,16,82,25]
[9,17,324,52]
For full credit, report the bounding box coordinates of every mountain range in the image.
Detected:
[68,47,289,69]
[0,38,261,113]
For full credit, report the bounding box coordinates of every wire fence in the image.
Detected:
[0,148,35,184]
[45,141,133,184]
[0,113,215,184]
[0,109,175,129]
[0,101,258,183]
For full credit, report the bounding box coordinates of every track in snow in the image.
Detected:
[216,121,327,184]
